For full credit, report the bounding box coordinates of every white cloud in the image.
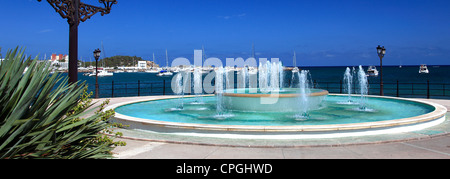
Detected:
[37,29,53,34]
[218,13,246,20]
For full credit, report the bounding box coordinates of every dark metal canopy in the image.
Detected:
[38,0,117,84]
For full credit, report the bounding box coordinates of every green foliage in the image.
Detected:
[81,55,159,68]
[0,47,125,159]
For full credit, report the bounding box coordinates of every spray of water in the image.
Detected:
[344,67,354,103]
[258,61,284,92]
[357,65,369,110]
[215,66,224,113]
[239,66,248,89]
[173,72,185,110]
[193,67,203,104]
[292,70,311,120]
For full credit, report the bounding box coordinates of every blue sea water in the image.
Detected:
[67,65,450,98]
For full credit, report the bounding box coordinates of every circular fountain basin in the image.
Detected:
[108,94,447,139]
[222,88,328,112]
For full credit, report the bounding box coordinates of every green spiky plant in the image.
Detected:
[0,47,125,159]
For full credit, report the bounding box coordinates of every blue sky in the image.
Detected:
[1,0,450,66]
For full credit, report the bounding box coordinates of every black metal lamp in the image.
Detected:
[94,48,101,98]
[376,45,386,96]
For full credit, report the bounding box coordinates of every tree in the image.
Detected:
[83,55,159,68]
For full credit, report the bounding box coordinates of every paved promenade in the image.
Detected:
[112,135,450,159]
[94,96,450,159]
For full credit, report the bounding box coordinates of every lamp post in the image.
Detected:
[93,48,101,98]
[376,45,386,96]
[38,0,117,84]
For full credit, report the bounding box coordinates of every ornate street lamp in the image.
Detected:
[93,48,101,98]
[37,0,117,84]
[376,45,386,96]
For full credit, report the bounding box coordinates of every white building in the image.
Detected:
[138,61,147,69]
[48,59,68,70]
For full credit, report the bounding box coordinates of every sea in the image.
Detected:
[68,65,450,99]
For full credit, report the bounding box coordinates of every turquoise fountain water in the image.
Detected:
[114,95,435,126]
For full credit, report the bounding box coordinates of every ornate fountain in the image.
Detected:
[219,61,328,114]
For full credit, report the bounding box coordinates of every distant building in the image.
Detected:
[138,61,147,69]
[49,53,69,70]
[51,53,68,62]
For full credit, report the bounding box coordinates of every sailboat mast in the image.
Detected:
[252,43,255,58]
[165,49,169,67]
[293,51,296,67]
[202,45,206,65]
[152,53,155,67]
[101,41,106,67]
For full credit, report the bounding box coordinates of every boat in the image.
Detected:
[366,66,379,77]
[236,65,257,75]
[156,49,173,77]
[248,66,258,75]
[145,68,160,73]
[89,69,113,77]
[145,53,160,73]
[419,64,429,74]
[156,70,173,77]
[98,70,113,77]
[292,51,299,73]
[225,66,235,72]
[171,67,181,73]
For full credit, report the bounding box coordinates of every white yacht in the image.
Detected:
[236,65,257,74]
[366,66,379,77]
[419,64,429,74]
[157,49,173,77]
[292,51,299,73]
[248,66,258,75]
[89,68,113,77]
[171,67,181,73]
[145,53,160,73]
[225,66,235,72]
[156,69,173,77]
[145,68,160,73]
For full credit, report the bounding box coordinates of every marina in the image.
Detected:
[68,65,450,99]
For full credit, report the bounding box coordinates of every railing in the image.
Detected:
[91,80,171,98]
[90,80,450,99]
[314,80,450,99]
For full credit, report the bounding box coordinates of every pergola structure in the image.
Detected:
[37,0,117,83]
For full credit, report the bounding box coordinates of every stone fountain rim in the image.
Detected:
[222,88,329,98]
[106,94,447,133]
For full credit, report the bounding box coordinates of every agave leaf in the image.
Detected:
[1,47,122,159]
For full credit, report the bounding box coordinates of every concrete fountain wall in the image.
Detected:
[222,88,329,112]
